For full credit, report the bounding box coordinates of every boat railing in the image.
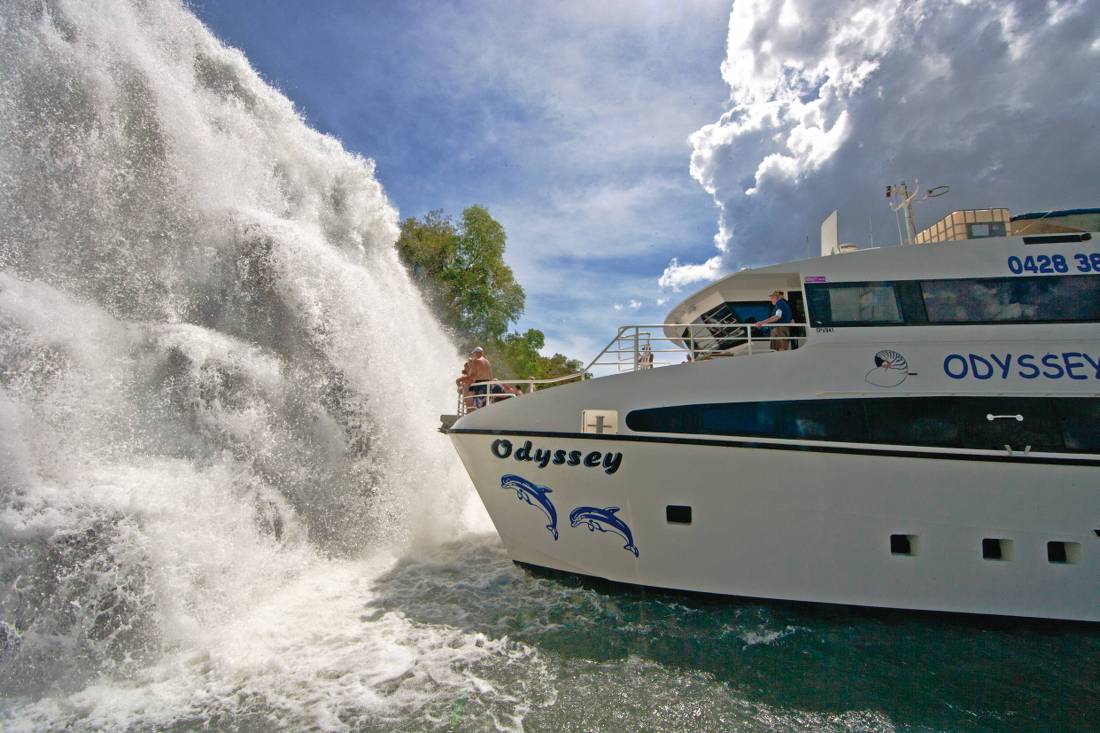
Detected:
[455,321,809,415]
[583,321,809,372]
[455,372,585,415]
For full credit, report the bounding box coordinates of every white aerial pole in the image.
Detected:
[886,178,949,245]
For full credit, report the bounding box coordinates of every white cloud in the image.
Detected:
[658,255,726,291]
[613,303,624,311]
[628,299,642,310]
[679,0,1100,274]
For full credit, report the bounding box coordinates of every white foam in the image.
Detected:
[0,0,488,720]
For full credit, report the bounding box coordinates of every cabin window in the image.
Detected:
[864,399,960,446]
[807,275,1100,327]
[1052,399,1100,451]
[921,275,1100,324]
[807,282,903,326]
[626,396,1094,452]
[967,222,1006,238]
[965,400,1062,451]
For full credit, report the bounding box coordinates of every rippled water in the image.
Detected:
[14,535,1096,732]
[370,539,1100,733]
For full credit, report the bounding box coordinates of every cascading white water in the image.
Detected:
[0,0,487,713]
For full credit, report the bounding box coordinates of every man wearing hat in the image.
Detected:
[459,346,494,409]
[758,290,794,351]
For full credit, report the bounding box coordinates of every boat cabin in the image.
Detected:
[662,273,807,358]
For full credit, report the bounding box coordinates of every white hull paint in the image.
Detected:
[451,429,1100,621]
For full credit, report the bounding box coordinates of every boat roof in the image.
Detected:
[1012,207,1100,221]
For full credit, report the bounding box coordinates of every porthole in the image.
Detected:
[1047,541,1081,564]
[890,534,917,556]
[982,538,1012,561]
[666,505,692,524]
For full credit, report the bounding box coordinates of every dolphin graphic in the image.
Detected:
[569,506,639,557]
[500,474,558,540]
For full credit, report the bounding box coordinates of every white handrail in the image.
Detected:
[455,321,810,415]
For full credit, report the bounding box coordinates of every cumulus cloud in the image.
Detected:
[676,0,1100,276]
[658,255,726,291]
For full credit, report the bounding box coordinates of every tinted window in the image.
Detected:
[808,283,902,325]
[808,275,1100,327]
[1053,399,1100,450]
[864,399,960,446]
[957,397,1063,451]
[696,399,866,441]
[967,222,1006,238]
[921,276,1100,323]
[627,397,1093,453]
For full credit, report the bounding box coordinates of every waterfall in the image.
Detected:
[0,0,477,701]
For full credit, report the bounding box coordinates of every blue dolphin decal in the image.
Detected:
[501,474,558,540]
[569,506,639,557]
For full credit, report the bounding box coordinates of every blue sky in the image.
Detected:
[190,0,732,360]
[190,0,1100,362]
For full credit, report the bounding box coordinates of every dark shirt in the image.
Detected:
[773,298,793,324]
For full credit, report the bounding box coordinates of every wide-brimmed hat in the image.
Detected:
[769,289,784,298]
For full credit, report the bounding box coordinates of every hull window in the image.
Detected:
[982,538,1013,561]
[665,505,692,524]
[1047,541,1081,564]
[626,397,1099,453]
[890,534,917,556]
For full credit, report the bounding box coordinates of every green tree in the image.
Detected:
[446,206,525,343]
[500,329,544,379]
[396,205,524,345]
[396,205,584,385]
[395,209,456,285]
[536,352,585,380]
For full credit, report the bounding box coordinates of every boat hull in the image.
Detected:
[450,430,1100,622]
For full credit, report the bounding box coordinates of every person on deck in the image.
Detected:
[758,289,794,351]
[460,346,493,409]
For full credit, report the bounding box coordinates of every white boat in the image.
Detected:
[445,206,1100,621]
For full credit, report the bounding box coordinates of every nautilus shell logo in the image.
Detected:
[865,349,911,387]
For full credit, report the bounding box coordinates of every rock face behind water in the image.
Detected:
[0,0,465,696]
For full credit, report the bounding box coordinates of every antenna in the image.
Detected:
[885,178,949,245]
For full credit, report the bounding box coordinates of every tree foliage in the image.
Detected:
[397,206,523,342]
[396,206,584,382]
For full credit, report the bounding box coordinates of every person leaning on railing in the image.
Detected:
[758,289,794,351]
[457,346,494,409]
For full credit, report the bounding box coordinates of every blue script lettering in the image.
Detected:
[969,354,994,380]
[1063,352,1088,380]
[942,351,1100,380]
[490,439,623,475]
[1017,354,1039,379]
[944,354,968,379]
[990,353,1012,379]
[1081,353,1100,379]
[1041,354,1065,379]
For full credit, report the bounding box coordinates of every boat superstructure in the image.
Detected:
[445,208,1100,621]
